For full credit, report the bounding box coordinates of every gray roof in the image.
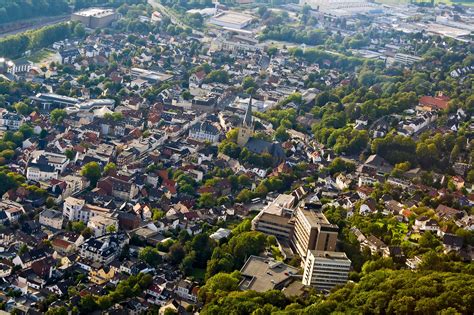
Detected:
[243,97,253,127]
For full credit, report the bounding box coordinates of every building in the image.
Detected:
[130,68,173,83]
[300,0,379,17]
[30,93,79,110]
[239,256,299,292]
[59,47,81,64]
[394,53,423,66]
[87,215,119,237]
[79,233,128,264]
[237,98,285,164]
[97,176,139,201]
[63,197,111,223]
[27,151,69,181]
[291,208,339,260]
[302,250,351,291]
[175,279,199,302]
[3,58,32,75]
[0,112,23,130]
[72,8,118,29]
[188,121,220,143]
[39,209,64,230]
[252,194,296,240]
[209,11,254,29]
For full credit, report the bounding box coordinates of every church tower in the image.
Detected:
[237,97,254,147]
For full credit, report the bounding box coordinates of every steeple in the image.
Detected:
[243,96,253,127]
[237,96,254,147]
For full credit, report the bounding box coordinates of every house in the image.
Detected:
[78,233,128,264]
[13,248,48,269]
[89,265,116,285]
[442,233,463,253]
[97,176,139,200]
[0,112,23,130]
[87,215,119,237]
[39,209,64,230]
[63,197,111,223]
[436,205,464,220]
[175,279,199,302]
[361,235,387,255]
[59,48,81,64]
[417,93,450,111]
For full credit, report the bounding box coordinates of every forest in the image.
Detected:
[0,0,70,24]
[0,0,146,24]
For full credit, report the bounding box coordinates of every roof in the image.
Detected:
[243,97,253,127]
[419,95,449,110]
[239,256,298,292]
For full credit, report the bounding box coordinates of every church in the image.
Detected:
[237,98,286,164]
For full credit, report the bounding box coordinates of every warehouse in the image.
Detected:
[209,11,254,29]
[72,8,118,29]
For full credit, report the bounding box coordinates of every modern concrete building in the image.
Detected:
[394,53,423,66]
[209,11,254,29]
[252,194,296,240]
[72,8,118,29]
[292,208,339,260]
[239,256,299,292]
[302,250,351,291]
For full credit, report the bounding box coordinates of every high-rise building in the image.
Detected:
[291,208,339,260]
[302,250,351,291]
[251,194,296,240]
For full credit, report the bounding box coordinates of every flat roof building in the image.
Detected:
[72,8,118,29]
[239,256,299,292]
[209,11,254,29]
[292,208,339,260]
[302,250,351,291]
[252,194,296,240]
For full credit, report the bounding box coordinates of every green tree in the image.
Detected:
[50,109,67,125]
[138,247,162,267]
[81,162,101,187]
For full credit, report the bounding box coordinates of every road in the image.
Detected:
[0,15,70,39]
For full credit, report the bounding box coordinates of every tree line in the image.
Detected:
[0,22,79,59]
[0,0,70,24]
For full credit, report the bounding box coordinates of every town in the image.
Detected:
[0,0,472,314]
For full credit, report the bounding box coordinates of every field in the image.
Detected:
[28,48,59,67]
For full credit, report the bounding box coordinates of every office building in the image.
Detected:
[292,208,339,260]
[394,53,423,66]
[252,194,296,240]
[302,250,351,291]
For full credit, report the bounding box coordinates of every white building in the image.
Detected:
[63,197,111,223]
[26,151,69,181]
[79,233,128,264]
[188,121,220,143]
[302,250,351,291]
[39,209,64,230]
[87,215,119,237]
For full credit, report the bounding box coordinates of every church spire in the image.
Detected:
[243,96,253,127]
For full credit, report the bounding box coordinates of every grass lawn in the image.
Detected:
[190,268,206,283]
[28,48,55,63]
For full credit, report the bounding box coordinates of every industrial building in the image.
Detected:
[72,8,118,29]
[209,11,254,29]
[302,250,351,291]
